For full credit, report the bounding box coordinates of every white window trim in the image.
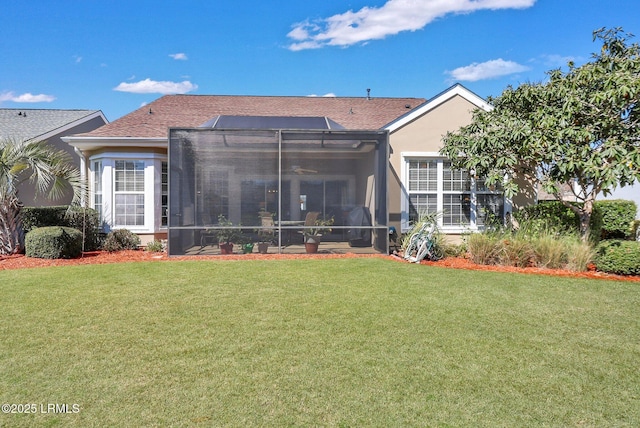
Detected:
[401,152,511,233]
[88,152,167,234]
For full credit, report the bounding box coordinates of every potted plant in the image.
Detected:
[237,234,254,254]
[211,214,241,254]
[303,216,334,253]
[257,211,275,254]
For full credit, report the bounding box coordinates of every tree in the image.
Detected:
[441,28,640,240]
[0,138,84,255]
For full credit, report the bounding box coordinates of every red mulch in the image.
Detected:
[0,250,638,282]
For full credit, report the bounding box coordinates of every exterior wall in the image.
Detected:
[388,94,537,237]
[388,95,477,232]
[19,116,107,207]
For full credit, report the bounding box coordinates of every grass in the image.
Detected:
[1,258,639,427]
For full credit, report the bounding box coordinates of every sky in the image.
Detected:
[2,0,640,122]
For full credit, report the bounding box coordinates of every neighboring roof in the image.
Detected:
[0,108,106,141]
[77,95,425,139]
[385,84,491,133]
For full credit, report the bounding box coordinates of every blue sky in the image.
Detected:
[2,0,640,121]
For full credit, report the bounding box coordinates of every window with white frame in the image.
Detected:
[114,160,145,226]
[92,160,103,220]
[405,156,504,230]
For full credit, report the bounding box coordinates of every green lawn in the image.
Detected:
[1,258,638,427]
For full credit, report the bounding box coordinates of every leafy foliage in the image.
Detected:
[441,28,640,240]
[102,229,141,252]
[596,200,638,240]
[0,138,85,254]
[21,206,69,232]
[21,205,104,251]
[25,226,83,259]
[595,240,640,275]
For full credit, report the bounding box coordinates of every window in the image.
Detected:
[114,160,145,226]
[475,178,504,226]
[405,156,504,230]
[442,161,470,226]
[92,160,103,220]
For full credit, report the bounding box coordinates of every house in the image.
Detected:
[0,108,108,206]
[63,84,523,255]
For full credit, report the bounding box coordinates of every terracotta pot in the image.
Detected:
[219,242,234,254]
[305,242,319,253]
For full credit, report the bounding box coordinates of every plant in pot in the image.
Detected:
[237,234,255,254]
[256,211,275,254]
[303,216,334,253]
[212,214,241,254]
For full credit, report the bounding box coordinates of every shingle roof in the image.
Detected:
[0,109,102,140]
[80,95,426,138]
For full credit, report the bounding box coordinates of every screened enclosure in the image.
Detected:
[167,125,389,256]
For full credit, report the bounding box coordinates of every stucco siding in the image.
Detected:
[387,95,478,229]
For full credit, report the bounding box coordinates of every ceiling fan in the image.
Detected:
[291,165,318,175]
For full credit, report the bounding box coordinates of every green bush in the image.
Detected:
[466,233,502,265]
[146,240,165,253]
[21,205,104,251]
[514,201,580,234]
[466,221,594,272]
[594,200,637,240]
[595,240,640,275]
[103,229,141,252]
[25,226,83,259]
[514,200,603,243]
[499,237,535,267]
[21,206,68,232]
[64,206,104,251]
[532,234,569,269]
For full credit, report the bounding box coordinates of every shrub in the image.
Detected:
[21,205,105,251]
[146,240,165,253]
[103,229,141,252]
[564,238,595,272]
[499,237,535,267]
[532,234,568,269]
[594,200,637,240]
[466,233,502,265]
[514,201,580,234]
[21,206,68,232]
[595,240,640,275]
[64,206,104,251]
[25,226,83,259]
[514,201,603,243]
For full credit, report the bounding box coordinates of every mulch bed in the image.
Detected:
[0,250,638,282]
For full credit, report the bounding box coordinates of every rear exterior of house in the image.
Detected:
[63,84,528,254]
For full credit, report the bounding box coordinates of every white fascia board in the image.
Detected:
[31,111,108,142]
[62,136,168,151]
[385,85,492,133]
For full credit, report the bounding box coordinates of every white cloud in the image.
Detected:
[0,91,56,103]
[114,78,198,94]
[169,53,188,60]
[539,54,579,67]
[447,58,530,81]
[308,93,337,97]
[287,0,536,50]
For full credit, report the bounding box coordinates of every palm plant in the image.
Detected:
[0,138,84,255]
